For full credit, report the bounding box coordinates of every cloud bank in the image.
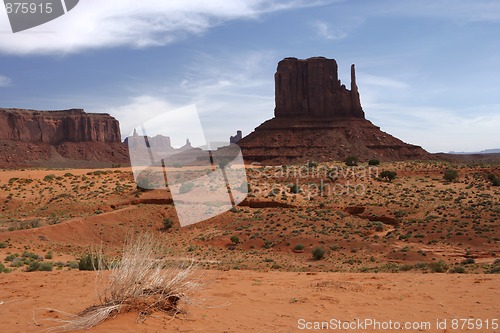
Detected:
[0,0,316,55]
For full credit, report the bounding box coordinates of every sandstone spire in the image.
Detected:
[350,64,363,118]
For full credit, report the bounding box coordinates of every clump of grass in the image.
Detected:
[45,233,201,332]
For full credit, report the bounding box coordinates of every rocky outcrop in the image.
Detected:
[274,57,364,118]
[230,130,243,144]
[238,57,430,164]
[0,108,128,167]
[0,108,121,144]
[124,130,173,150]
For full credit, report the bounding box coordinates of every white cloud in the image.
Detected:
[0,75,12,87]
[360,74,409,89]
[108,51,276,143]
[0,0,318,55]
[108,95,184,140]
[365,102,500,152]
[312,21,346,40]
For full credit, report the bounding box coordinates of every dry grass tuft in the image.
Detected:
[45,233,201,332]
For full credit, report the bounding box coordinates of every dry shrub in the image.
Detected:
[45,233,201,332]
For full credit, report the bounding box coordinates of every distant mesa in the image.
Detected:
[237,57,430,164]
[0,108,128,168]
[124,129,173,150]
[124,130,207,167]
[449,148,500,155]
[124,129,196,151]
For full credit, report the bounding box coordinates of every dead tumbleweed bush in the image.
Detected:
[44,233,201,332]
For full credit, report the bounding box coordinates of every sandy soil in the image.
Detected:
[0,163,498,332]
[0,270,498,333]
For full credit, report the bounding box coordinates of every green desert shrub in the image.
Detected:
[293,244,305,251]
[312,247,325,260]
[5,253,19,262]
[487,174,500,186]
[22,251,42,260]
[27,261,53,272]
[306,161,318,168]
[449,266,465,274]
[380,170,397,182]
[0,262,10,273]
[487,266,500,274]
[443,169,459,182]
[162,218,174,231]
[230,236,240,245]
[368,159,380,166]
[345,156,358,166]
[461,258,475,265]
[289,184,300,194]
[487,260,500,274]
[428,260,449,273]
[43,174,57,182]
[78,253,102,271]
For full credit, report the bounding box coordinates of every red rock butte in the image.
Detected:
[237,56,430,164]
[275,57,364,119]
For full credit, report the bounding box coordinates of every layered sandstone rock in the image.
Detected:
[238,57,430,164]
[0,108,128,167]
[274,57,364,118]
[0,108,121,144]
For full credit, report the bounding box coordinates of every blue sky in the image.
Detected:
[0,0,499,152]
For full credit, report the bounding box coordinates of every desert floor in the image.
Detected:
[0,162,498,332]
[0,270,498,333]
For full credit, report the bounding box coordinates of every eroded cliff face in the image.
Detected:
[0,108,128,168]
[274,57,364,119]
[0,108,121,144]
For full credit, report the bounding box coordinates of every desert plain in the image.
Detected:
[0,160,498,332]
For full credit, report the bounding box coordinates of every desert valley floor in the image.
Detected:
[0,161,498,332]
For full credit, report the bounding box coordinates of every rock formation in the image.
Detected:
[237,57,430,164]
[274,57,364,119]
[230,130,243,144]
[0,108,121,144]
[124,130,173,150]
[0,108,128,167]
